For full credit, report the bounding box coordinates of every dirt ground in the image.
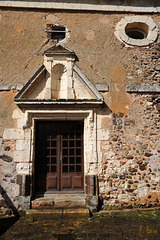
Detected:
[1,208,160,240]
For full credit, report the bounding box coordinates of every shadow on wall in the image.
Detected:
[0,185,20,236]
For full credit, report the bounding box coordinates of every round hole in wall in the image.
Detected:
[115,16,158,47]
[125,22,148,40]
[125,28,147,39]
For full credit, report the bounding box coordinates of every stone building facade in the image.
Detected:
[0,0,160,214]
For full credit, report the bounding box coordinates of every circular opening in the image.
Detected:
[125,28,147,40]
[115,17,158,47]
[125,22,149,40]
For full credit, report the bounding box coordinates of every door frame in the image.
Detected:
[34,120,84,193]
[26,109,98,197]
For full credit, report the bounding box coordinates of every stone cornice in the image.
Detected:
[126,83,160,93]
[0,1,160,13]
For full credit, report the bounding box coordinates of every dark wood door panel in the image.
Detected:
[46,174,58,190]
[73,176,83,188]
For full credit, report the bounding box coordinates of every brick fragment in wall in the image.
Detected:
[16,175,31,196]
[85,175,98,195]
[16,175,22,185]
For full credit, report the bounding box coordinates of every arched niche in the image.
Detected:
[51,63,66,99]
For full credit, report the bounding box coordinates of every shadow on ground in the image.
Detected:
[1,209,160,239]
[0,216,20,236]
[0,185,20,237]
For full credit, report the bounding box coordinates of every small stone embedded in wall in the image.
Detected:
[145,152,153,157]
[156,103,160,111]
[126,155,134,159]
[124,119,130,126]
[4,146,10,151]
[113,118,122,125]
[0,155,13,162]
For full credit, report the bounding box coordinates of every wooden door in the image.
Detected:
[35,121,84,193]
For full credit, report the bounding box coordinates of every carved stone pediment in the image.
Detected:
[14,44,103,108]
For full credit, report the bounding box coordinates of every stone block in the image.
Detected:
[16,175,22,185]
[0,84,23,91]
[16,163,31,174]
[85,195,98,212]
[151,176,159,183]
[156,141,160,148]
[149,30,159,43]
[126,83,160,93]
[1,181,19,198]
[67,88,74,99]
[54,198,85,208]
[97,129,109,141]
[108,160,120,168]
[2,164,15,174]
[0,138,2,147]
[137,184,149,198]
[88,164,98,175]
[14,151,30,163]
[125,160,134,166]
[146,16,158,31]
[32,199,54,209]
[17,119,26,129]
[16,140,30,151]
[12,109,23,119]
[18,196,31,210]
[86,141,96,153]
[95,84,109,92]
[3,129,21,140]
[21,129,31,140]
[105,151,115,160]
[97,152,102,162]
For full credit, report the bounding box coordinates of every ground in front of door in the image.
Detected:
[1,209,160,240]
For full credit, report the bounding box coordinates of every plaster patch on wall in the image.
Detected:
[108,63,130,114]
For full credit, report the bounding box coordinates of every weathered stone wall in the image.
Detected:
[0,9,160,87]
[0,7,160,214]
[98,94,160,209]
[0,136,19,215]
[0,104,32,215]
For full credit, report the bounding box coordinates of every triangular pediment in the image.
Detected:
[14,44,103,106]
[44,44,75,55]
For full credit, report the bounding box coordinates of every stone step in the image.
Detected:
[31,194,86,209]
[31,198,54,209]
[26,208,89,215]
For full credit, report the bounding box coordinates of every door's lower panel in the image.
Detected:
[62,174,83,191]
[46,173,58,191]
